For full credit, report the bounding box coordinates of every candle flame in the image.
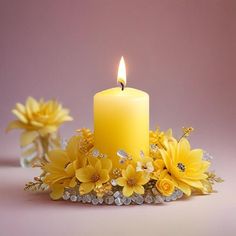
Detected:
[117,56,126,87]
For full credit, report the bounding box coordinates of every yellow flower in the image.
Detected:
[159,138,210,196]
[43,136,87,200]
[156,170,175,196]
[150,127,173,149]
[76,128,94,154]
[117,165,149,197]
[76,157,112,195]
[151,158,165,179]
[6,97,73,146]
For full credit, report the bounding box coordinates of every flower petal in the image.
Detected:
[76,166,95,182]
[12,109,28,123]
[125,165,135,178]
[133,185,144,195]
[116,177,126,186]
[20,131,38,146]
[50,183,64,200]
[5,120,27,132]
[123,186,134,197]
[176,180,191,196]
[99,169,109,183]
[47,150,69,167]
[79,182,94,195]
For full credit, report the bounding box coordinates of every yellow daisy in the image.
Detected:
[43,136,87,200]
[117,165,149,197]
[159,138,210,196]
[6,97,73,146]
[76,157,112,195]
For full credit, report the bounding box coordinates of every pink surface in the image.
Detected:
[0,157,235,236]
[0,0,235,235]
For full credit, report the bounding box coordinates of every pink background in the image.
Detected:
[0,0,235,235]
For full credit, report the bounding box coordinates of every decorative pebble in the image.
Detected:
[113,191,121,198]
[62,191,70,200]
[135,195,144,205]
[170,193,177,201]
[115,197,123,206]
[70,195,77,202]
[92,198,99,205]
[154,195,164,204]
[82,195,87,203]
[144,195,153,204]
[111,179,117,186]
[92,149,100,158]
[105,196,115,205]
[123,197,132,205]
[165,196,171,202]
[97,197,104,204]
[77,195,82,202]
[152,187,159,195]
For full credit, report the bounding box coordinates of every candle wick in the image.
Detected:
[120,82,125,91]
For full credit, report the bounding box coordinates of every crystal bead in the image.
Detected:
[77,195,82,202]
[70,195,77,202]
[178,191,183,199]
[123,197,132,205]
[82,195,87,203]
[144,195,153,204]
[92,149,100,158]
[113,191,121,198]
[135,195,144,205]
[111,179,117,186]
[153,195,164,204]
[170,193,177,201]
[97,197,104,204]
[165,196,171,202]
[105,196,114,205]
[115,197,123,206]
[152,187,158,195]
[62,191,70,200]
[86,195,92,203]
[92,198,99,205]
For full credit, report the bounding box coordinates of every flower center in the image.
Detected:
[127,178,136,187]
[177,163,185,172]
[91,174,100,182]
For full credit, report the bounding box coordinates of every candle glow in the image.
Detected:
[117,56,126,88]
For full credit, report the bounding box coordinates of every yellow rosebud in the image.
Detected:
[156,178,175,196]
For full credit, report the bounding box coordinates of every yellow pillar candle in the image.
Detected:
[94,57,149,163]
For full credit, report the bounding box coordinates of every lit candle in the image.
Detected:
[94,57,149,165]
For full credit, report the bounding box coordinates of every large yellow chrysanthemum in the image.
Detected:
[6,97,73,146]
[117,165,149,197]
[159,138,210,196]
[43,136,87,200]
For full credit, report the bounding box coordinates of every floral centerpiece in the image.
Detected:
[24,127,223,205]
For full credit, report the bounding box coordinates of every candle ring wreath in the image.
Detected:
[6,96,223,206]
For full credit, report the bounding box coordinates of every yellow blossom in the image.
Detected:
[159,138,210,196]
[76,157,112,195]
[43,136,87,200]
[151,158,165,179]
[150,127,173,149]
[156,170,175,196]
[6,97,73,146]
[117,165,149,197]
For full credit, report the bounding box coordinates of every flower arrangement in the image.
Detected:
[24,127,223,205]
[6,97,73,167]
